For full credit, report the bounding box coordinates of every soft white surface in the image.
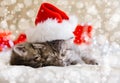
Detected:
[0,50,120,83]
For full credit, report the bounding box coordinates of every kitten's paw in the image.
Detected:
[82,57,98,65]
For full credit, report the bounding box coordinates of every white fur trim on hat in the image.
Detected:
[25,16,78,42]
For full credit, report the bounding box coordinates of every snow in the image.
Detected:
[87,5,98,15]
[24,0,32,7]
[0,0,120,83]
[0,7,8,17]
[76,2,84,9]
[18,18,30,30]
[0,20,8,29]
[26,10,35,18]
[0,0,16,6]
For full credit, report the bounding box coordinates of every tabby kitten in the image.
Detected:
[10,39,97,68]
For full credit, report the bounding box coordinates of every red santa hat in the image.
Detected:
[25,2,78,42]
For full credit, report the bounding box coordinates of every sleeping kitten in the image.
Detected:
[10,39,98,68]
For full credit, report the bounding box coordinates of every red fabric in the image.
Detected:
[0,32,26,52]
[0,31,11,37]
[0,31,12,51]
[35,3,69,25]
[73,25,93,45]
[14,33,26,45]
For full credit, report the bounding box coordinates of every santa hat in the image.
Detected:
[25,2,78,42]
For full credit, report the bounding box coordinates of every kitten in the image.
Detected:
[10,39,98,68]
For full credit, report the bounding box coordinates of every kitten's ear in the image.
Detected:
[49,40,64,46]
[13,43,27,56]
[49,40,64,51]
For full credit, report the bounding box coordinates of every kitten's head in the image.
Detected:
[10,40,65,68]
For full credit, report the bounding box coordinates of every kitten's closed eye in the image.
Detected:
[32,54,41,62]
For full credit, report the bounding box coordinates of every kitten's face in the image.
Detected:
[10,40,65,68]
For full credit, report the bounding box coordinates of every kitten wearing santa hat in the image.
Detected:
[10,3,97,68]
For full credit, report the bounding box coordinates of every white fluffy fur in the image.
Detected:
[25,16,78,42]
